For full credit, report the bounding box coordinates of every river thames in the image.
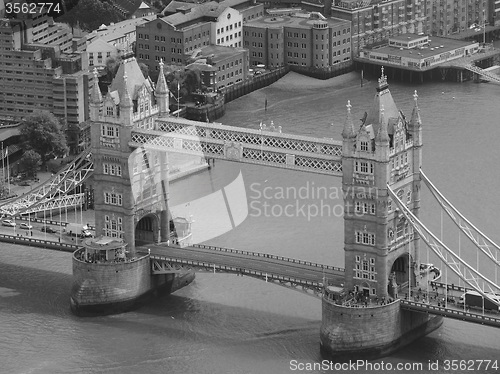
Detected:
[1,67,500,373]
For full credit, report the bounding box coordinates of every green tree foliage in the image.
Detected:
[19,150,41,178]
[184,69,202,93]
[139,62,150,79]
[105,57,120,81]
[58,0,123,31]
[165,69,201,102]
[20,111,69,165]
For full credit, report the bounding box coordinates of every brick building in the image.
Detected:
[331,0,426,56]
[137,0,262,72]
[244,11,352,70]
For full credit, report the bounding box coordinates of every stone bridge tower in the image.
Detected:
[89,58,171,255]
[341,68,423,299]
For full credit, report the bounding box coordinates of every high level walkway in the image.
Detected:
[137,243,345,298]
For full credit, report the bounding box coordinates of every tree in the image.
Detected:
[105,57,120,81]
[139,62,150,79]
[57,0,123,31]
[19,150,41,178]
[184,69,202,93]
[20,111,69,165]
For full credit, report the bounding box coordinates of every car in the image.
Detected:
[41,226,57,233]
[2,219,16,227]
[20,223,33,230]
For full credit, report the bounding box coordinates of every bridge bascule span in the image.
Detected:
[389,179,500,311]
[141,244,345,299]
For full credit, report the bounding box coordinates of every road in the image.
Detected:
[139,244,345,286]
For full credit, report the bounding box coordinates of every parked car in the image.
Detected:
[20,223,33,230]
[41,225,57,233]
[2,219,16,227]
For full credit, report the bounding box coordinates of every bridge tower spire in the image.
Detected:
[155,59,170,116]
[90,68,103,121]
[341,67,422,300]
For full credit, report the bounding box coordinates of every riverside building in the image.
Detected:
[243,10,352,72]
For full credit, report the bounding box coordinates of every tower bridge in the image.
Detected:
[3,57,500,360]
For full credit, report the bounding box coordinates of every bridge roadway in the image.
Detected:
[401,300,500,328]
[137,243,345,296]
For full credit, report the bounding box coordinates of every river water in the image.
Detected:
[1,67,500,374]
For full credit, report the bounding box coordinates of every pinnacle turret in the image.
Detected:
[155,59,169,95]
[91,68,103,104]
[375,104,389,143]
[341,100,356,139]
[409,90,422,129]
[120,73,133,108]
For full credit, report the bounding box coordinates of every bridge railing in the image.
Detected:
[401,300,500,325]
[14,216,96,231]
[0,233,80,252]
[190,243,344,272]
[150,254,324,287]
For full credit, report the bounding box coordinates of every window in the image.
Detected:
[353,256,376,281]
[355,231,376,245]
[360,141,369,151]
[104,215,123,238]
[355,161,374,174]
[104,192,123,206]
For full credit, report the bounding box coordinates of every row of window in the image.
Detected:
[355,202,376,215]
[216,22,241,34]
[355,231,376,246]
[104,215,123,238]
[216,31,241,44]
[218,69,242,81]
[103,163,122,176]
[217,59,242,71]
[101,124,120,138]
[387,190,412,212]
[354,256,376,280]
[355,161,374,174]
[104,192,123,206]
[392,152,409,169]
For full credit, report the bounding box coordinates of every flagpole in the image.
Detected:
[6,146,10,196]
[1,142,4,196]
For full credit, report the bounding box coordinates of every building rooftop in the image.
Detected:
[109,57,153,101]
[84,235,126,250]
[245,13,349,29]
[368,36,477,60]
[162,0,252,26]
[87,16,154,44]
[199,44,246,63]
[389,33,427,43]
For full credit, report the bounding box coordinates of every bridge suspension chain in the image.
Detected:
[388,184,500,309]
[420,169,500,269]
[0,149,93,216]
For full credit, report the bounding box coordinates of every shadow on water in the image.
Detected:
[0,262,73,317]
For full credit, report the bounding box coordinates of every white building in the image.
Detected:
[212,6,243,48]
